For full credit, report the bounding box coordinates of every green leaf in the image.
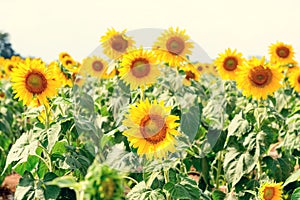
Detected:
[291,187,300,200]
[224,149,257,187]
[43,172,61,200]
[207,129,226,152]
[284,169,300,187]
[47,176,81,191]
[163,176,200,199]
[3,129,39,173]
[212,189,226,200]
[51,139,67,155]
[15,171,35,200]
[127,181,165,200]
[227,112,249,138]
[180,105,200,141]
[47,123,61,153]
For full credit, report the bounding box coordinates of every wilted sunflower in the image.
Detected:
[100,28,135,60]
[269,41,295,65]
[153,27,194,67]
[119,48,160,90]
[81,56,108,77]
[288,67,300,93]
[122,99,180,159]
[84,162,123,200]
[11,58,60,107]
[236,57,283,100]
[214,48,244,80]
[182,63,200,85]
[259,182,283,200]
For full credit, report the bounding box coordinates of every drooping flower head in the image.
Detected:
[181,63,201,86]
[100,28,135,60]
[84,162,123,200]
[122,99,180,159]
[153,27,194,67]
[236,57,283,100]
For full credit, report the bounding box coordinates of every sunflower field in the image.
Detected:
[0,27,300,200]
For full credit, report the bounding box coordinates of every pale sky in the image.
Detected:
[1,0,300,63]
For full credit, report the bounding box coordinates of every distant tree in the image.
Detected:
[0,32,19,58]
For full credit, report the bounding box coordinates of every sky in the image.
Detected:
[1,0,300,63]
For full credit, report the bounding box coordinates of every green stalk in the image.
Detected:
[163,169,171,200]
[44,103,50,129]
[215,151,223,189]
[39,144,53,172]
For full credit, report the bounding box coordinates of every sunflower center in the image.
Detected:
[263,187,275,200]
[166,36,185,55]
[298,75,300,84]
[249,66,272,86]
[140,114,167,144]
[197,66,203,72]
[223,57,238,71]
[276,46,290,58]
[65,59,73,65]
[111,35,128,52]
[185,71,195,80]
[61,53,70,59]
[25,71,47,94]
[99,178,115,199]
[131,58,151,78]
[8,65,14,72]
[92,61,104,72]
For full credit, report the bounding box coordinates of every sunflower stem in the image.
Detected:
[215,151,223,189]
[123,176,138,185]
[38,144,53,172]
[44,103,50,129]
[257,156,262,180]
[35,154,52,172]
[140,87,144,100]
[163,169,171,200]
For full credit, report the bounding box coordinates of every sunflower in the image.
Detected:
[181,63,201,85]
[122,99,180,159]
[0,57,6,79]
[288,67,300,93]
[100,28,135,60]
[82,56,108,77]
[236,57,283,100]
[59,52,71,62]
[269,41,295,65]
[259,182,283,200]
[214,48,244,80]
[10,58,60,107]
[153,27,194,68]
[119,48,160,90]
[283,60,298,75]
[84,162,123,200]
[4,59,19,78]
[47,61,70,88]
[61,56,78,72]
